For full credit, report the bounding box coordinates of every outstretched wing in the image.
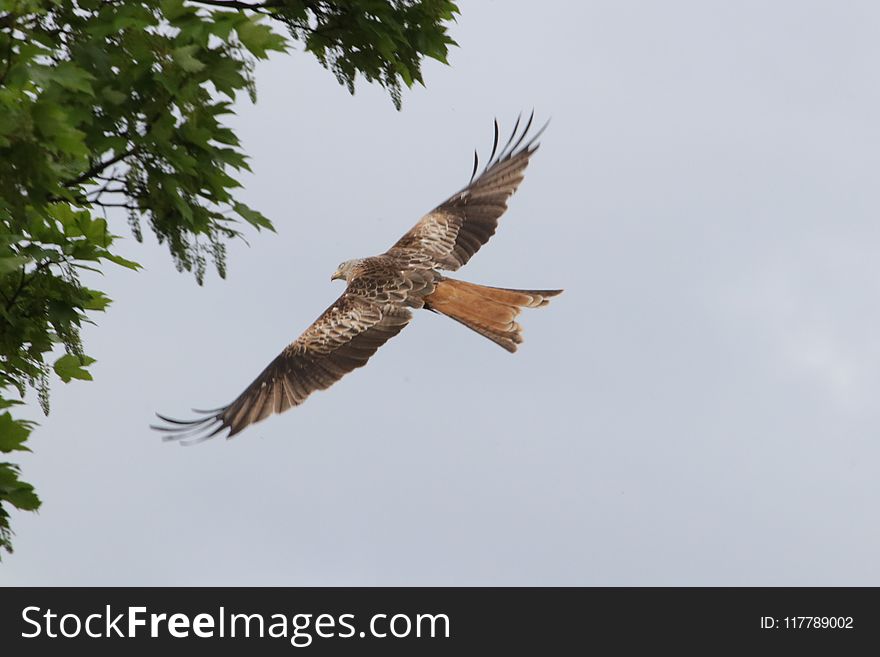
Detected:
[387,112,548,270]
[152,293,411,444]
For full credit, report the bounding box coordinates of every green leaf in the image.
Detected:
[161,0,190,22]
[31,102,88,157]
[102,253,142,271]
[50,62,96,95]
[0,414,31,453]
[233,202,275,232]
[207,58,246,99]
[81,289,112,311]
[0,256,28,274]
[236,19,286,59]
[209,12,246,40]
[101,87,128,105]
[80,217,110,246]
[53,354,96,383]
[173,45,206,73]
[0,464,40,512]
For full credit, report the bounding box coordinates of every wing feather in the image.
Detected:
[388,112,548,270]
[152,293,411,443]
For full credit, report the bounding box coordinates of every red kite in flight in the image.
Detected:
[154,114,562,443]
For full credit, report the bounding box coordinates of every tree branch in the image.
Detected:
[2,268,25,310]
[91,201,139,209]
[63,147,137,188]
[186,0,268,11]
[4,261,52,312]
[89,187,127,196]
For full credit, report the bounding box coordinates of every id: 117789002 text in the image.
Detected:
[760,616,853,630]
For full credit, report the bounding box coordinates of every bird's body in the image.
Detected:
[330,253,559,351]
[154,114,562,443]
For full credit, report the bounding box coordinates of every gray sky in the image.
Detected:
[4,0,880,585]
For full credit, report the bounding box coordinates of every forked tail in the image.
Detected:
[424,278,562,352]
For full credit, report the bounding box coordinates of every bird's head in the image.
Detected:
[331,259,360,282]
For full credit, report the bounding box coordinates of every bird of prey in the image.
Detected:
[153,114,562,444]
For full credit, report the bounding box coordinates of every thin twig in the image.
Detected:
[5,261,52,311]
[64,147,138,188]
[91,201,139,209]
[187,0,268,11]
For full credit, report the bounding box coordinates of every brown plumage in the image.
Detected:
[425,279,561,353]
[152,113,562,444]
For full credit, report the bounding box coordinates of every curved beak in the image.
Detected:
[331,269,343,281]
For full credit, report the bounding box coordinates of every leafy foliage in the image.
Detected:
[270,0,459,108]
[0,0,458,556]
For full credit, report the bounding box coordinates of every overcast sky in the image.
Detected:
[4,1,880,585]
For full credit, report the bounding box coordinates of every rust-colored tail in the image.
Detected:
[425,278,562,352]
